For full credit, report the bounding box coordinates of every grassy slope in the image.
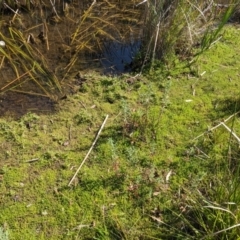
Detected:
[0,25,240,239]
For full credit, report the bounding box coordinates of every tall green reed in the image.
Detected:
[140,0,238,70]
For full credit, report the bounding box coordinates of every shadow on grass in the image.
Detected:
[213,97,240,116]
[78,173,126,193]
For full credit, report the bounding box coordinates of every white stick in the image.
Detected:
[221,122,240,144]
[193,112,240,141]
[68,115,109,186]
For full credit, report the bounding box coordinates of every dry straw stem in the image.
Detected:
[0,56,5,69]
[0,71,29,90]
[220,122,240,143]
[193,111,240,141]
[68,114,109,187]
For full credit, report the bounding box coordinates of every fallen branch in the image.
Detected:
[68,114,109,187]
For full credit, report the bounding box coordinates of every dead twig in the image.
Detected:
[193,111,240,141]
[221,122,240,144]
[25,158,39,163]
[69,124,72,141]
[3,4,20,16]
[68,114,109,187]
[49,0,60,19]
[43,20,49,51]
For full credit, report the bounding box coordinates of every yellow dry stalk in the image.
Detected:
[70,1,125,46]
[71,0,97,44]
[64,40,92,71]
[0,27,61,98]
[28,70,52,99]
[0,76,31,96]
[62,57,78,81]
[71,15,102,41]
[10,89,50,98]
[0,41,21,79]
[1,71,30,91]
[102,0,116,8]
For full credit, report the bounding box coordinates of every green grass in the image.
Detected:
[1,25,240,239]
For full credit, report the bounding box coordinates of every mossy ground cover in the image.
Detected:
[0,25,240,239]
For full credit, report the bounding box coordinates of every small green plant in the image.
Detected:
[0,227,9,240]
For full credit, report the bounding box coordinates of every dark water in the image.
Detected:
[100,40,141,74]
[0,92,56,117]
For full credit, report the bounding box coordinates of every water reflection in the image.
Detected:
[100,39,141,74]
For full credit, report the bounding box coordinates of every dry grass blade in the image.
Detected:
[10,89,50,98]
[0,71,30,91]
[0,26,61,99]
[71,0,97,44]
[203,205,236,218]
